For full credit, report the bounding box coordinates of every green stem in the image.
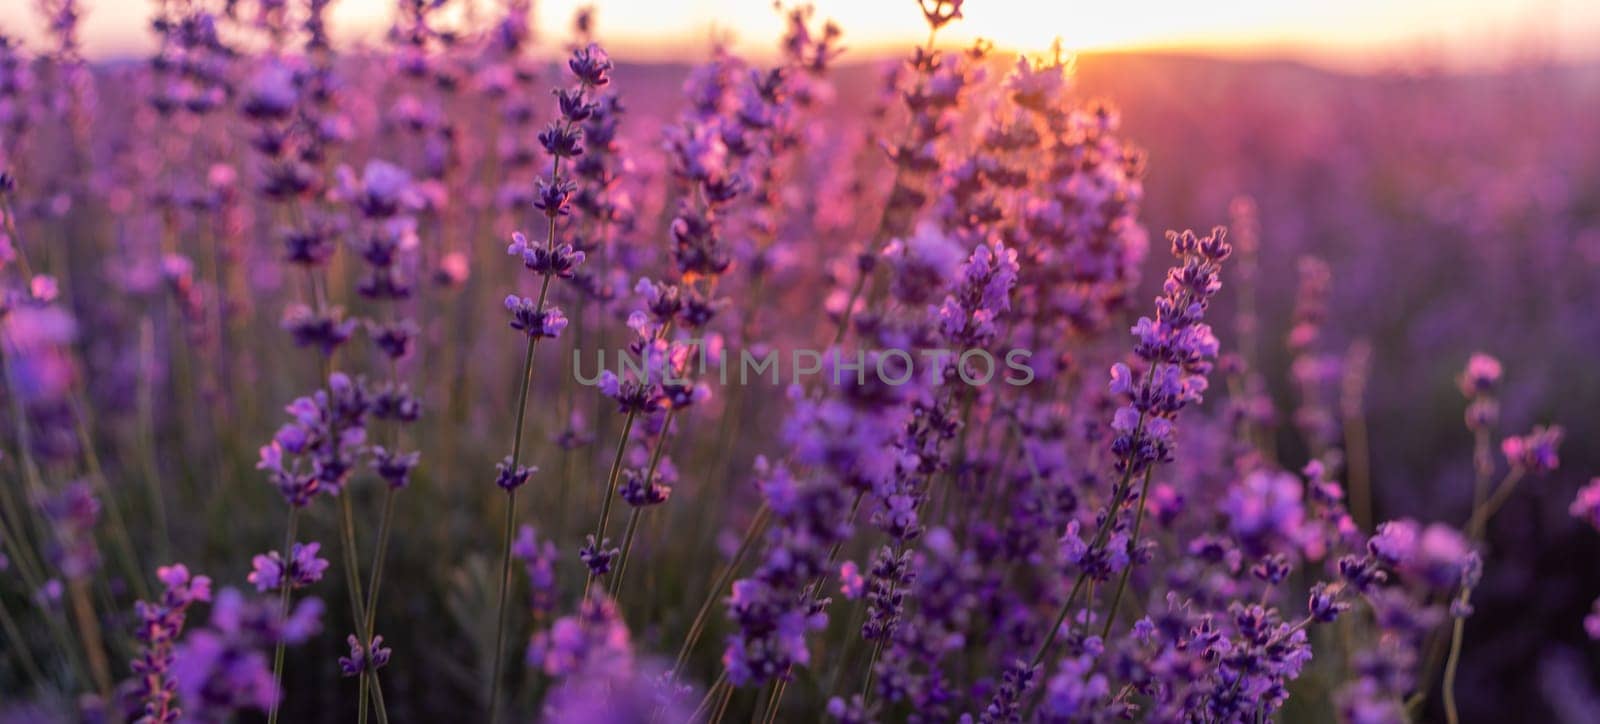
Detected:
[489,334,541,724]
[0,591,46,689]
[670,504,770,677]
[609,410,676,597]
[487,129,575,719]
[1100,467,1156,639]
[0,465,48,599]
[860,635,886,703]
[1465,467,1525,539]
[586,411,639,595]
[761,679,788,724]
[69,392,150,601]
[0,468,88,690]
[371,676,390,724]
[1415,466,1516,714]
[136,320,171,566]
[687,672,729,722]
[762,493,866,719]
[488,487,519,721]
[360,487,398,724]
[1442,611,1468,724]
[3,333,111,696]
[337,495,369,724]
[709,677,736,724]
[67,579,112,700]
[1032,573,1088,669]
[1030,377,1156,669]
[0,344,54,576]
[610,509,644,597]
[266,508,300,724]
[1469,426,1494,513]
[1414,456,1506,715]
[363,491,398,637]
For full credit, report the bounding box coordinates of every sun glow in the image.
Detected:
[0,0,1595,70]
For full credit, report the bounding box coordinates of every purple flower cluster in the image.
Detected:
[337,634,391,677]
[247,543,329,593]
[257,372,371,503]
[1502,425,1563,475]
[1108,227,1231,477]
[525,585,694,720]
[170,588,324,722]
[513,525,560,621]
[723,457,853,685]
[1570,478,1600,532]
[1288,256,1341,460]
[131,564,212,724]
[41,481,99,580]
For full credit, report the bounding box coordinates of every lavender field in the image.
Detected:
[1,0,1599,722]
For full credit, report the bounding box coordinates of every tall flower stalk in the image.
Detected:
[1027,227,1231,675]
[256,371,362,724]
[486,42,610,723]
[336,157,424,724]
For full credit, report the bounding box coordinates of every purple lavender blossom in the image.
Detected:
[723,457,851,686]
[528,587,630,677]
[504,295,569,339]
[1223,469,1307,555]
[171,588,324,722]
[337,634,392,677]
[513,526,560,620]
[1501,425,1563,475]
[1108,227,1231,477]
[41,482,99,579]
[257,373,371,501]
[579,535,619,576]
[247,543,330,593]
[494,456,535,491]
[1570,478,1600,532]
[131,564,213,724]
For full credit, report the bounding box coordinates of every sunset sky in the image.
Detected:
[1,0,1595,71]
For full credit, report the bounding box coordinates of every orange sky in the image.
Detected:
[2,0,1595,71]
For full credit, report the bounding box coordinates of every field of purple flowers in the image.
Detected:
[2,0,1599,722]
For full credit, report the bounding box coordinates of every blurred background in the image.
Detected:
[2,0,1599,721]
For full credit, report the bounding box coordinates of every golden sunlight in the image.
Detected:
[0,0,1595,70]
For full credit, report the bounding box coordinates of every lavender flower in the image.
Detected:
[1570,478,1600,532]
[1501,425,1563,474]
[338,634,392,677]
[1222,470,1306,555]
[1108,227,1231,477]
[494,456,536,491]
[257,372,371,500]
[131,564,213,724]
[579,535,619,576]
[529,588,630,677]
[41,482,99,579]
[723,458,852,686]
[513,526,560,620]
[504,295,569,339]
[247,543,330,593]
[171,589,324,722]
[370,446,421,489]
